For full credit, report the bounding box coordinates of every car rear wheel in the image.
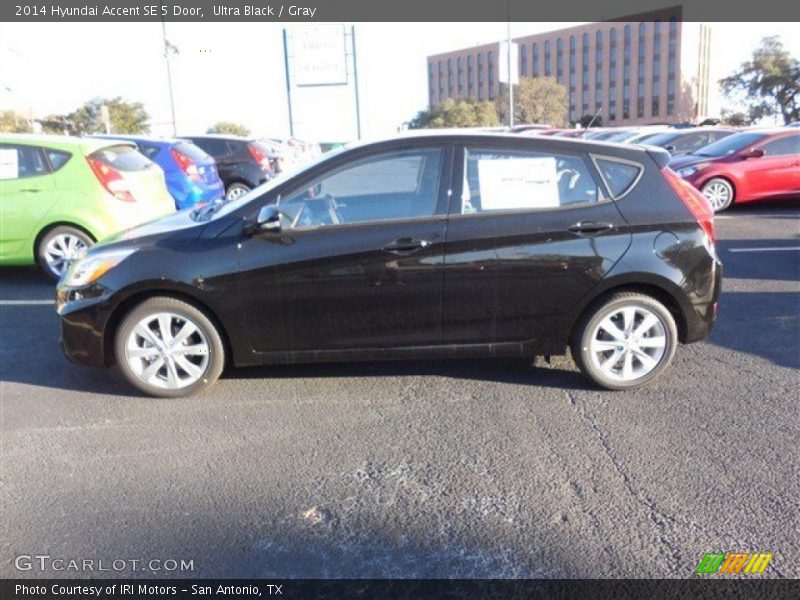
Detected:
[571,292,678,390]
[225,182,251,201]
[36,226,93,280]
[115,297,225,398]
[702,178,734,212]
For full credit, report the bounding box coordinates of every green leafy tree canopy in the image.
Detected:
[720,36,800,125]
[495,77,569,127]
[408,98,500,129]
[206,121,251,136]
[0,110,33,133]
[39,97,150,135]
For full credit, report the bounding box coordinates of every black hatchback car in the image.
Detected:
[57,133,721,398]
[180,134,275,201]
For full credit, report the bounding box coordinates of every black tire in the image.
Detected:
[225,182,251,201]
[570,292,678,391]
[114,297,225,398]
[36,225,93,280]
[701,177,735,212]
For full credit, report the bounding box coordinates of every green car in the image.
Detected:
[0,134,175,279]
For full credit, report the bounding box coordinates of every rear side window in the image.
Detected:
[0,144,49,179]
[90,144,153,172]
[595,158,642,198]
[138,143,161,160]
[188,138,229,158]
[760,134,800,157]
[174,142,211,162]
[46,149,71,172]
[461,148,601,213]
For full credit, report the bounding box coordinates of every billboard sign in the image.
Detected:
[290,25,347,86]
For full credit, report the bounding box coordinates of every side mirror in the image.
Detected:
[742,148,765,159]
[252,204,282,233]
[664,144,676,153]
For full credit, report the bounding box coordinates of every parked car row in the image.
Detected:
[0,132,328,279]
[516,123,799,211]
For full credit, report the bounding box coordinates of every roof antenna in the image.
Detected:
[581,108,603,138]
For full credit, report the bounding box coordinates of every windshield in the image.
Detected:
[694,132,767,157]
[191,145,349,222]
[642,132,681,146]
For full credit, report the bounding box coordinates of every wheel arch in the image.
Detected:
[103,288,234,369]
[566,276,690,345]
[33,221,97,257]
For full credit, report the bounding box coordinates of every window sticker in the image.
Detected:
[0,148,19,180]
[477,156,559,210]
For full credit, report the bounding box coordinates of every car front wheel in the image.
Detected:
[115,297,225,398]
[702,178,734,212]
[571,292,678,390]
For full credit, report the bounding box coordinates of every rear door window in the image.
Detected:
[594,158,642,198]
[90,144,154,171]
[460,148,602,213]
[45,149,71,172]
[0,144,49,179]
[760,134,800,157]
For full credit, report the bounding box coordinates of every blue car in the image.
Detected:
[93,136,224,209]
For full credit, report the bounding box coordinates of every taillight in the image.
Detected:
[662,167,716,243]
[171,147,202,181]
[86,157,135,203]
[248,144,272,171]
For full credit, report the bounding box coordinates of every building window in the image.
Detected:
[487,50,494,99]
[428,63,435,105]
[595,30,603,111]
[448,59,454,97]
[520,44,527,76]
[557,38,564,84]
[623,24,631,119]
[532,43,539,77]
[637,23,646,118]
[467,55,474,96]
[544,40,551,76]
[667,17,677,115]
[652,21,662,116]
[609,27,617,120]
[581,33,589,113]
[568,36,575,116]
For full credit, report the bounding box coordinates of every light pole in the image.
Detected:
[161,17,178,136]
[507,18,514,127]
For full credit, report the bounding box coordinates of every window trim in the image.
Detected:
[449,144,611,217]
[589,153,645,200]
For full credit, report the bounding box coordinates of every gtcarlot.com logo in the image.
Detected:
[695,552,773,574]
[14,554,194,573]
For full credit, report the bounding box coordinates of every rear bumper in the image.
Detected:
[682,252,723,344]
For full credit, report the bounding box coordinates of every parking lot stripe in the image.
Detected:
[0,300,54,305]
[727,246,800,253]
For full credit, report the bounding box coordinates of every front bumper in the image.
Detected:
[56,285,115,368]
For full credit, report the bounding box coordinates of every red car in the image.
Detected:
[669,129,800,211]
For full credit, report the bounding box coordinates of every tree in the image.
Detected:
[39,98,150,135]
[0,110,32,133]
[407,98,499,129]
[207,121,250,136]
[495,77,569,127]
[720,108,749,127]
[720,36,800,125]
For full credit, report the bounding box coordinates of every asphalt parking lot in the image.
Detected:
[1,203,798,579]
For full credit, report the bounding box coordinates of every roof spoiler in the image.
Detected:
[645,146,671,169]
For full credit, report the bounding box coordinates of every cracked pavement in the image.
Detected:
[1,204,798,578]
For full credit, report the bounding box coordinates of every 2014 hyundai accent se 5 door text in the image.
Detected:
[56,133,722,398]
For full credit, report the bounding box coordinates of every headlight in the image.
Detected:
[63,248,136,287]
[677,165,704,178]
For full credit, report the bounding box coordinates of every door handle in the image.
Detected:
[21,188,44,193]
[381,237,432,254]
[568,221,614,235]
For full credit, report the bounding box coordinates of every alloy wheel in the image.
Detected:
[124,312,211,390]
[44,233,88,278]
[225,185,249,201]
[702,181,732,211]
[588,305,667,382]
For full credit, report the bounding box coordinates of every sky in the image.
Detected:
[0,22,797,141]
